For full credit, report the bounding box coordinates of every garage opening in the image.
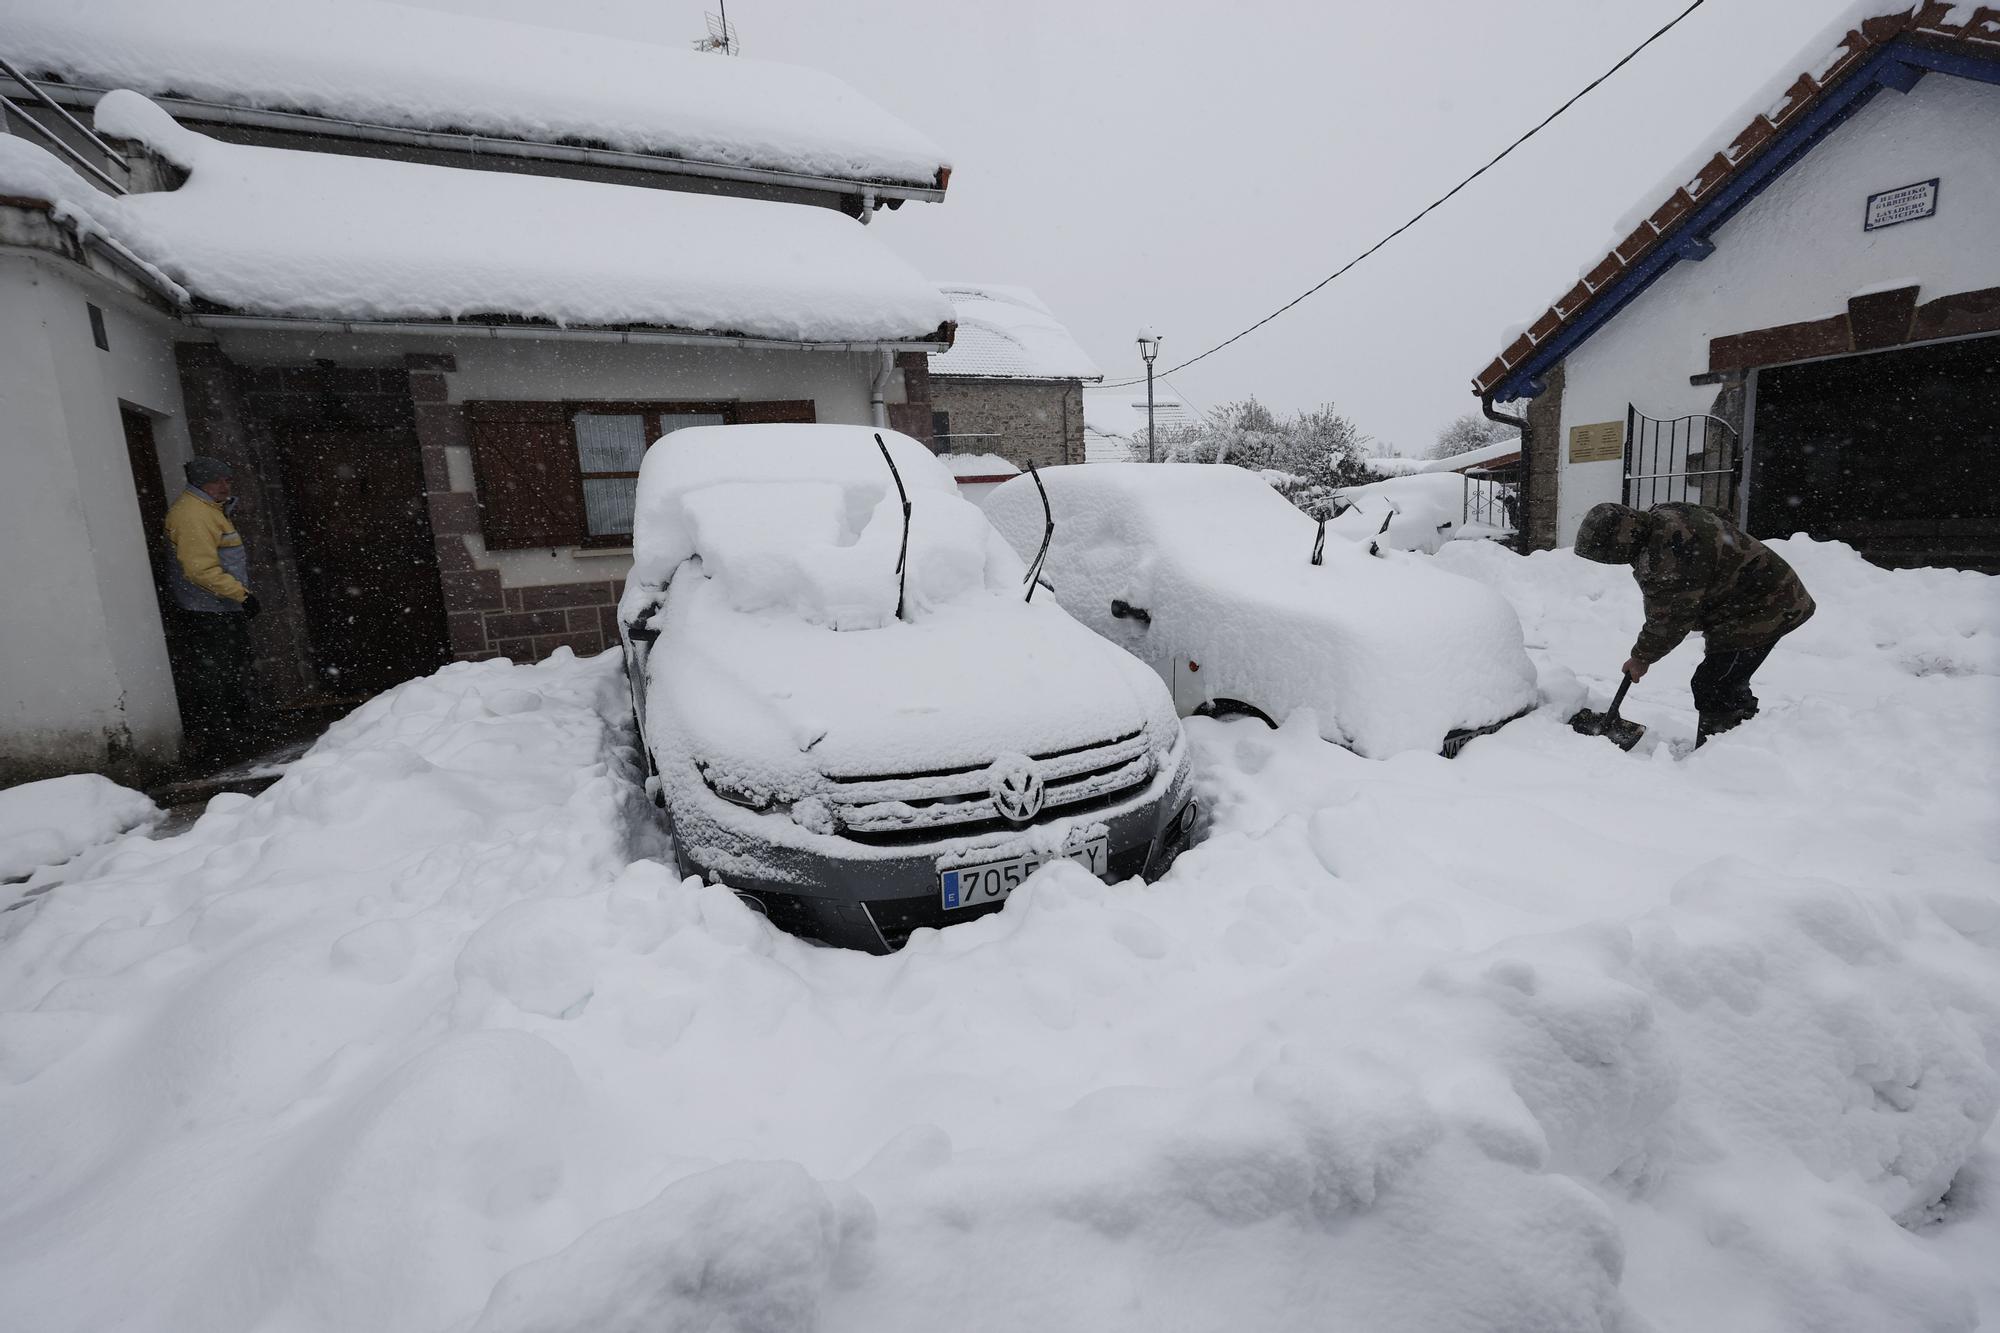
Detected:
[1748,335,2000,571]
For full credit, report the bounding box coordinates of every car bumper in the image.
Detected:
[664,750,1197,953]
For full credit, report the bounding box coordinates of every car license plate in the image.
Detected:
[940,836,1110,911]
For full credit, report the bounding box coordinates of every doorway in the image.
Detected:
[1749,335,2000,571]
[118,404,201,731]
[278,427,449,696]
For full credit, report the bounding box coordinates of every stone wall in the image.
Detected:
[1520,361,1564,552]
[929,377,1084,469]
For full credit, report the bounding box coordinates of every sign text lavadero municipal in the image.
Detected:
[1864,179,1939,231]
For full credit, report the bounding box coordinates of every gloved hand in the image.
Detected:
[240,593,262,619]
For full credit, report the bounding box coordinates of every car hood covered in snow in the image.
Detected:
[984,463,1538,757]
[650,576,1172,785]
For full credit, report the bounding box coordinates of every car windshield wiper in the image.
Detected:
[874,433,912,621]
[1023,462,1054,603]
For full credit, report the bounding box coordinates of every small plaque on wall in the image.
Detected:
[1568,420,1624,464]
[1864,179,1938,231]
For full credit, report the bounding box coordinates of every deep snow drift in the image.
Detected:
[0,538,1994,1332]
[0,774,157,884]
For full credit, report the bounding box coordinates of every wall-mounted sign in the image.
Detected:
[1864,178,1938,231]
[1568,420,1624,464]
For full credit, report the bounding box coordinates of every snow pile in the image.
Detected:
[0,539,1994,1331]
[5,93,953,341]
[625,425,1009,629]
[1332,471,1476,553]
[929,284,1104,381]
[0,774,158,881]
[984,463,1537,756]
[0,0,949,187]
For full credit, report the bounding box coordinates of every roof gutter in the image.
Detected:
[4,79,949,203]
[180,311,950,353]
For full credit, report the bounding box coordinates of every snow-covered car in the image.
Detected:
[618,426,1198,952]
[983,463,1539,758]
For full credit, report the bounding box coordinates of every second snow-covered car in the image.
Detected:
[618,425,1197,952]
[983,463,1538,758]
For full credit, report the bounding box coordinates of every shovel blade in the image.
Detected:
[1568,708,1648,751]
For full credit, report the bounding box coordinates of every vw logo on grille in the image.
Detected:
[989,753,1045,823]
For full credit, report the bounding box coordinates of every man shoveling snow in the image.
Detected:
[1575,501,1815,746]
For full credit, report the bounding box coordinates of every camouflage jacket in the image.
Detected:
[1629,504,1815,662]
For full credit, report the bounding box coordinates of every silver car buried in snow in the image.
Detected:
[617,425,1198,952]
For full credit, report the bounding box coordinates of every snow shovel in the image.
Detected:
[1568,673,1647,751]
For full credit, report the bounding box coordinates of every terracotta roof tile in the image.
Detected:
[1553,280,1594,318]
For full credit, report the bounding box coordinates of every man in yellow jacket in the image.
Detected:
[164,457,261,758]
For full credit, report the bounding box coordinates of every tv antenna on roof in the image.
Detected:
[693,5,739,55]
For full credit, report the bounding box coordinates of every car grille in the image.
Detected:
[824,729,1154,847]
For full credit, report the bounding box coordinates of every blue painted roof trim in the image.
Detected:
[1491,36,2000,403]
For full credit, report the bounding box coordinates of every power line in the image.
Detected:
[1102,0,1709,389]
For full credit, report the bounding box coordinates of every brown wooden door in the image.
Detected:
[280,427,449,695]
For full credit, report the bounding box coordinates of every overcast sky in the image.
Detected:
[418,0,1859,455]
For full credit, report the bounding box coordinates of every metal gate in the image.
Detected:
[1623,405,1740,513]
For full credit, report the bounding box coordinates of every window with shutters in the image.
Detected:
[466,398,817,550]
[572,407,726,541]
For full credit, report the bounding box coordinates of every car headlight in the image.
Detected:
[697,764,776,812]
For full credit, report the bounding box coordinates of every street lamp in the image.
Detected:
[1136,329,1161,462]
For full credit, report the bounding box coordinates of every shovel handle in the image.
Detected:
[1605,673,1633,721]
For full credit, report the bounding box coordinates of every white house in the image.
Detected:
[0,1,956,783]
[1472,4,1999,571]
[1081,385,1199,463]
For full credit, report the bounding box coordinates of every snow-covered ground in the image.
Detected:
[0,538,1994,1332]
[0,774,158,885]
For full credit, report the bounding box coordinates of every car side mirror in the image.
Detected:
[1111,598,1152,625]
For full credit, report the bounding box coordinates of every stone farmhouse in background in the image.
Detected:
[926,284,1102,471]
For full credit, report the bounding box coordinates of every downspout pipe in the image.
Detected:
[870,349,896,429]
[1480,392,1532,555]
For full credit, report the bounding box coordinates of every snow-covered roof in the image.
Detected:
[0,0,950,192]
[928,285,1103,382]
[1426,439,1521,473]
[1362,455,1433,478]
[1,93,954,344]
[944,453,1022,480]
[1474,3,2000,399]
[1081,386,1197,461]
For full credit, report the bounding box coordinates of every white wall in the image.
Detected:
[1551,73,2000,544]
[0,253,192,779]
[213,328,886,588]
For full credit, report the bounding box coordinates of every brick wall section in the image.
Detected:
[404,354,620,663]
[1521,360,1565,551]
[928,377,1086,469]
